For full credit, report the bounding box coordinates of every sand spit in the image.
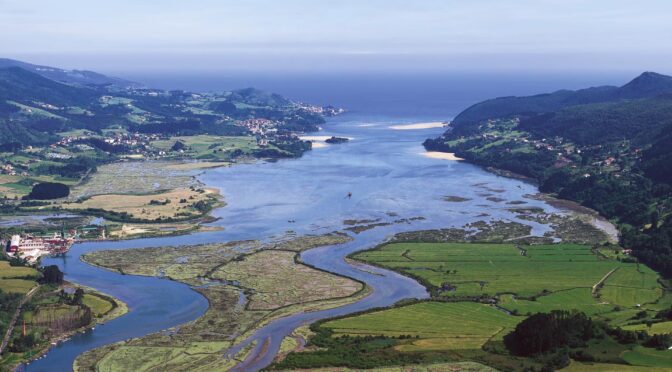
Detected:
[423,151,464,161]
[390,122,446,130]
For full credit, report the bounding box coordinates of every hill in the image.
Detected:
[0,61,329,146]
[519,94,672,145]
[0,67,97,107]
[227,87,292,107]
[425,71,672,277]
[0,60,339,210]
[0,58,136,88]
[451,72,672,135]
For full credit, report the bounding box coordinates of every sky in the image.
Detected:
[1,0,672,73]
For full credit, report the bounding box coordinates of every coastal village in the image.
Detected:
[457,117,644,179]
[1,114,333,179]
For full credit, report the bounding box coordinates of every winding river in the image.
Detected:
[26,114,564,371]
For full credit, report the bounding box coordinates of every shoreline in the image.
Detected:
[424,149,620,243]
[10,284,128,371]
[529,193,620,243]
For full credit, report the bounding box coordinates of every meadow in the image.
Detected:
[0,173,79,199]
[61,187,220,222]
[150,135,265,160]
[323,302,521,351]
[353,243,663,311]
[621,346,672,368]
[0,261,39,294]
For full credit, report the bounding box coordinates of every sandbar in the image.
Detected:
[390,122,446,130]
[423,151,464,161]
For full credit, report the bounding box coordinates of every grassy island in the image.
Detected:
[73,232,367,371]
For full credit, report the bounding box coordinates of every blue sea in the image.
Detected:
[117,70,636,120]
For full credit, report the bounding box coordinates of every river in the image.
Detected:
[26,113,563,371]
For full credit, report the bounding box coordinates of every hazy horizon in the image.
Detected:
[2,0,671,74]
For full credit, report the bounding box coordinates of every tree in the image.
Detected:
[41,265,64,284]
[9,333,37,352]
[71,288,85,306]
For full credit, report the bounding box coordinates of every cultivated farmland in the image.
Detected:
[323,302,521,351]
[353,243,663,311]
[0,261,39,294]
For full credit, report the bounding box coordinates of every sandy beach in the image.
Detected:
[390,122,446,130]
[423,151,464,161]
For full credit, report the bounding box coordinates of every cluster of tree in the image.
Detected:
[25,182,70,200]
[642,124,672,184]
[503,311,596,357]
[621,217,672,277]
[0,119,55,146]
[0,141,22,152]
[25,182,69,200]
[9,333,38,353]
[58,287,85,306]
[33,155,98,179]
[502,311,672,370]
[0,289,23,336]
[40,265,64,285]
[279,111,324,132]
[520,95,672,146]
[272,324,430,370]
[170,140,187,152]
[267,140,312,158]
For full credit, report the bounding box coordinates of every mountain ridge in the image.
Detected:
[0,58,137,88]
[451,71,672,134]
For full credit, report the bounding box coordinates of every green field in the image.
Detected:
[623,321,672,335]
[0,261,39,294]
[561,361,670,371]
[150,135,263,160]
[323,302,521,351]
[498,288,611,315]
[599,266,663,307]
[353,243,662,309]
[621,346,672,368]
[82,293,115,317]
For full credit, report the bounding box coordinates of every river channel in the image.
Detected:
[27,114,563,371]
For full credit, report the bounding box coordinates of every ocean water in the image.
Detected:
[117,70,634,120]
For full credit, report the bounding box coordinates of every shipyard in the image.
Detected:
[4,233,74,263]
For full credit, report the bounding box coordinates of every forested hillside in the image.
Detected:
[425,72,672,276]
